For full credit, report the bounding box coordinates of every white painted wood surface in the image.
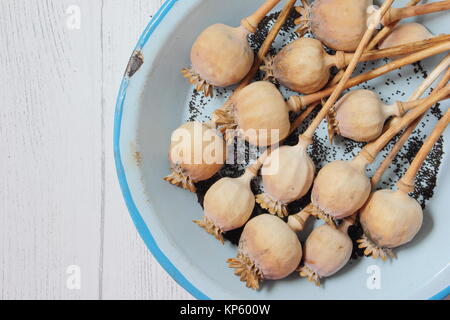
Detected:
[0,0,192,300]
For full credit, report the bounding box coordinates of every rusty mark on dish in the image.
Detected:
[130,142,143,167]
[125,50,144,78]
[133,151,142,166]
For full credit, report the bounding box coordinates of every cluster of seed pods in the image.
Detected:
[308,85,448,226]
[358,106,450,260]
[164,0,297,192]
[288,59,450,286]
[162,0,450,290]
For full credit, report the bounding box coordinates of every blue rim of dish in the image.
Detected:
[114,0,449,301]
[113,0,209,300]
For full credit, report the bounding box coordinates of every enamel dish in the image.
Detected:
[114,0,450,299]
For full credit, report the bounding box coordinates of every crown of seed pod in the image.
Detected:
[295,0,450,52]
[299,219,354,286]
[214,81,300,147]
[193,156,266,243]
[333,89,432,142]
[182,0,281,96]
[164,121,226,192]
[257,135,315,217]
[227,214,302,290]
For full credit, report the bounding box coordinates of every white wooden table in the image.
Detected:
[0,0,192,300]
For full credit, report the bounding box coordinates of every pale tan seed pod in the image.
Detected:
[379,23,433,55]
[299,221,353,286]
[358,190,423,260]
[227,214,302,290]
[257,136,315,217]
[296,0,373,52]
[311,158,371,224]
[215,81,298,147]
[194,160,263,243]
[333,89,429,142]
[334,90,400,142]
[164,121,225,192]
[262,38,347,94]
[182,0,281,96]
[188,24,254,90]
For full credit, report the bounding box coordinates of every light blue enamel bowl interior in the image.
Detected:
[115,0,450,299]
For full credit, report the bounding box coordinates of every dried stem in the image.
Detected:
[289,101,321,134]
[235,0,296,93]
[339,214,357,234]
[367,0,421,50]
[358,84,450,164]
[383,1,450,26]
[241,0,282,33]
[398,94,445,113]
[246,148,271,177]
[300,0,395,141]
[397,107,450,193]
[357,35,450,63]
[288,41,450,111]
[371,56,450,187]
[287,203,314,232]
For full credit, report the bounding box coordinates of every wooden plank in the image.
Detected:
[0,0,103,299]
[101,0,193,300]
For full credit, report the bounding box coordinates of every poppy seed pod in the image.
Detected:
[296,0,373,52]
[227,214,302,290]
[182,0,281,96]
[164,121,226,192]
[358,189,423,260]
[300,221,353,286]
[262,38,347,94]
[214,81,299,147]
[194,159,264,243]
[257,136,315,217]
[333,89,427,142]
[311,159,371,224]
